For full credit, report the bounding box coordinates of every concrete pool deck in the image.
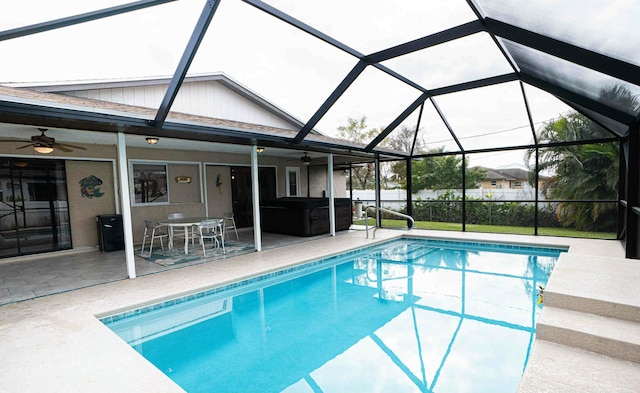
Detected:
[0,229,637,392]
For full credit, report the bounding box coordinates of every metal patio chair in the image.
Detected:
[198,218,225,257]
[222,212,239,241]
[141,220,169,257]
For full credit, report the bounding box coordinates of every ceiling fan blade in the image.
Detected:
[53,144,73,152]
[55,142,87,151]
[0,139,30,143]
[16,143,35,150]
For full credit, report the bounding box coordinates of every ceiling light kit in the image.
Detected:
[301,152,311,166]
[0,128,88,154]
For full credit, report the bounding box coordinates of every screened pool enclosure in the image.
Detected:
[0,0,639,256]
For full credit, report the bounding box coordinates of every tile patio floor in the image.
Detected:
[0,227,339,305]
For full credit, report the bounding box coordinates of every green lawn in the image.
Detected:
[353,218,617,239]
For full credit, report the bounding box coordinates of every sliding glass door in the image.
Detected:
[230,166,276,228]
[0,158,71,258]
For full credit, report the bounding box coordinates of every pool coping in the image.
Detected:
[0,229,627,392]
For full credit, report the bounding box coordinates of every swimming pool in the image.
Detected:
[102,237,564,393]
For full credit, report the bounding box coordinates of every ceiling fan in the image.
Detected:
[300,152,312,166]
[0,128,87,154]
[285,152,313,165]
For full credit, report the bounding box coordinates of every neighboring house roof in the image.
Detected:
[484,169,518,181]
[477,167,548,181]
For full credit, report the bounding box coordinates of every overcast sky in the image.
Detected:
[0,0,592,168]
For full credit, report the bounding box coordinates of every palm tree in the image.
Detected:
[527,84,639,232]
[526,113,618,231]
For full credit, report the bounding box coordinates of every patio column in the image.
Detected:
[625,122,639,258]
[375,155,381,227]
[117,132,136,279]
[328,153,335,236]
[406,157,413,223]
[251,145,262,252]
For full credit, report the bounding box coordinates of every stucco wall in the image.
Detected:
[65,160,116,248]
[309,166,347,198]
[205,166,233,218]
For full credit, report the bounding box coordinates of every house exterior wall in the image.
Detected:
[62,80,296,131]
[478,176,549,191]
[479,179,513,189]
[205,165,233,219]
[65,160,117,248]
[308,166,347,198]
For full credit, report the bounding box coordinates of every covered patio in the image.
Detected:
[0,226,353,306]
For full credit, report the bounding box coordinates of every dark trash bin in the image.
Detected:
[96,214,124,252]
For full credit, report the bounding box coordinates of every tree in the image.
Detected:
[337,116,380,189]
[384,125,426,185]
[527,113,618,231]
[407,147,485,192]
[526,84,639,231]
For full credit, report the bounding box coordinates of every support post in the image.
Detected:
[349,164,353,202]
[375,156,382,227]
[625,122,639,258]
[461,153,466,232]
[534,147,539,236]
[117,132,136,279]
[328,153,336,236]
[618,139,626,240]
[251,145,262,252]
[406,157,413,225]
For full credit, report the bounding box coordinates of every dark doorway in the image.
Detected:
[0,158,72,258]
[230,166,276,228]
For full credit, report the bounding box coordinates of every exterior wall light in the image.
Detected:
[146,137,159,145]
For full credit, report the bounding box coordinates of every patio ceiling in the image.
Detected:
[0,0,638,160]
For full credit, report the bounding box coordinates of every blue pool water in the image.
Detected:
[102,238,564,393]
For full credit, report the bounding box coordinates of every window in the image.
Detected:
[132,163,168,204]
[514,181,522,188]
[286,167,301,197]
[490,180,497,187]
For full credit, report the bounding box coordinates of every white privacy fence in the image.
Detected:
[349,188,546,210]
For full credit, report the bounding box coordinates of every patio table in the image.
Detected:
[160,216,218,254]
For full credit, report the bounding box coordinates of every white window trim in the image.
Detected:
[129,160,170,206]
[286,167,301,197]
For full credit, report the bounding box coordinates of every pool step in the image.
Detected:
[543,253,640,322]
[536,306,640,363]
[518,252,640,393]
[518,340,640,393]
